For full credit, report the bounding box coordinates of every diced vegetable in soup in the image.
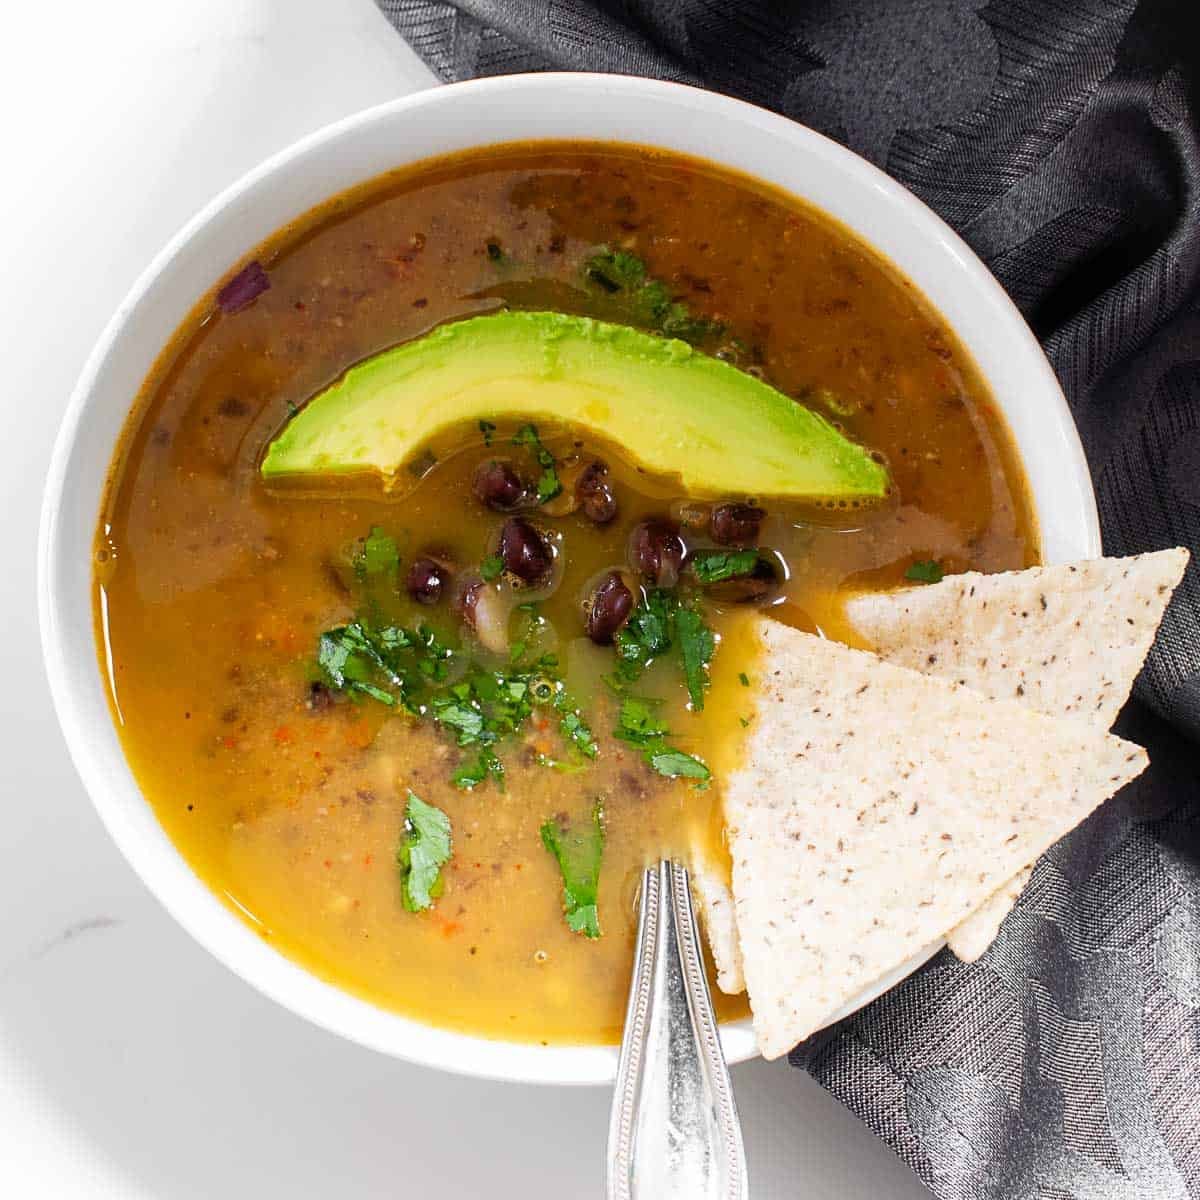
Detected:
[94,143,1037,1044]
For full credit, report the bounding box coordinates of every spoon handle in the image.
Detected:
[607,859,748,1200]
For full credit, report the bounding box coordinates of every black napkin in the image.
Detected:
[376,2,1200,1193]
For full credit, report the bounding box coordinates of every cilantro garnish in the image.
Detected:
[315,601,597,788]
[512,422,562,503]
[613,695,711,783]
[397,792,451,912]
[584,248,645,292]
[614,696,670,743]
[675,607,714,710]
[905,559,945,584]
[480,554,505,582]
[559,707,599,759]
[612,589,714,710]
[689,548,759,585]
[478,419,496,446]
[357,526,399,579]
[613,588,676,682]
[582,247,723,345]
[738,672,750,687]
[452,747,505,791]
[540,802,604,938]
[431,696,486,744]
[647,748,711,780]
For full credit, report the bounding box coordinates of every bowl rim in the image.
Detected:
[37,71,1100,1086]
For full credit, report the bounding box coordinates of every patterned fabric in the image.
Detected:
[375,1,1200,1193]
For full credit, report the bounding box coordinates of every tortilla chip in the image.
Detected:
[689,852,745,994]
[946,865,1033,960]
[727,623,1147,1060]
[845,548,1187,958]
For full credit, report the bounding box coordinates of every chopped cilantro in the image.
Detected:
[485,239,505,262]
[430,697,486,745]
[582,246,723,345]
[647,748,710,780]
[397,792,451,912]
[453,747,504,791]
[559,707,599,759]
[612,694,710,784]
[583,247,645,292]
[905,559,945,584]
[358,526,399,579]
[690,548,759,585]
[675,607,714,710]
[318,624,400,700]
[540,802,604,938]
[479,418,496,446]
[316,529,600,789]
[738,672,750,687]
[614,696,670,744]
[512,422,561,502]
[613,587,676,681]
[480,554,505,582]
[612,589,713,710]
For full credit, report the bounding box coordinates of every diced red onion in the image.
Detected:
[217,261,270,314]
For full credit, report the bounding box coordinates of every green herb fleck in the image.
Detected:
[478,419,496,446]
[689,548,759,585]
[485,239,505,263]
[614,696,670,744]
[612,695,710,783]
[316,532,598,788]
[453,748,505,791]
[358,526,399,579]
[480,554,505,582]
[582,247,722,344]
[558,707,599,759]
[397,792,451,912]
[738,672,750,687]
[675,607,714,710]
[905,559,945,585]
[647,748,711,780]
[540,802,604,938]
[512,422,561,502]
[613,588,676,682]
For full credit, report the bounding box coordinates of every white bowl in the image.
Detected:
[38,73,1099,1085]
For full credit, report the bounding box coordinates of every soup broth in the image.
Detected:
[96,143,1037,1043]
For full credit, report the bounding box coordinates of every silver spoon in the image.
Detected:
[607,859,748,1200]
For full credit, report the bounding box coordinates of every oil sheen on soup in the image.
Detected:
[95,143,1037,1044]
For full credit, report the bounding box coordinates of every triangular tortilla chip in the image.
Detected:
[689,852,745,994]
[845,548,1187,958]
[696,550,1186,990]
[727,623,1147,1060]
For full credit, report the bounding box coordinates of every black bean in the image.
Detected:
[586,572,634,644]
[628,519,685,587]
[576,461,618,524]
[407,557,449,605]
[499,517,552,584]
[473,459,526,510]
[710,503,765,546]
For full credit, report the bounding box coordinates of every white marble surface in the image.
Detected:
[0,2,929,1195]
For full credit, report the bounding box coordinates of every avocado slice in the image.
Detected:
[261,311,888,500]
